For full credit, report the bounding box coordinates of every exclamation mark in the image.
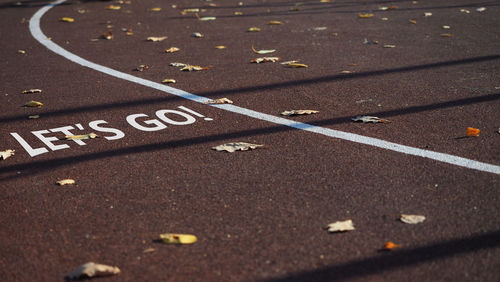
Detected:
[178,106,213,121]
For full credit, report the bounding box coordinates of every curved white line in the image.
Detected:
[29,0,500,175]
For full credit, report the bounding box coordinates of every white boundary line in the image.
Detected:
[29,0,500,175]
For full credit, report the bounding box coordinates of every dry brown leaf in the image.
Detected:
[147,36,167,42]
[400,214,426,224]
[101,31,113,40]
[143,248,156,253]
[234,11,243,15]
[281,110,319,116]
[409,19,417,24]
[65,133,98,140]
[56,179,75,186]
[165,47,180,53]
[162,79,176,84]
[160,233,197,244]
[212,142,264,153]
[65,262,120,280]
[247,27,261,32]
[206,98,233,104]
[22,89,42,94]
[327,220,355,232]
[0,149,15,160]
[251,57,280,63]
[25,100,43,107]
[60,17,74,23]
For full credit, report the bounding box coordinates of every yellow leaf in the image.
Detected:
[65,133,98,140]
[60,17,74,23]
[286,63,308,68]
[56,179,75,186]
[18,49,26,54]
[165,47,180,53]
[215,45,226,49]
[384,241,402,250]
[359,13,373,18]
[150,7,162,11]
[107,5,121,10]
[267,20,283,25]
[28,115,40,119]
[247,27,261,32]
[25,100,43,107]
[162,79,176,84]
[160,233,197,244]
[234,11,243,15]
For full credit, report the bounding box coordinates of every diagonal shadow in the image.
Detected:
[1,91,499,182]
[263,230,500,281]
[1,55,499,124]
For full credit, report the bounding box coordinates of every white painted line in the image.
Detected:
[29,0,500,175]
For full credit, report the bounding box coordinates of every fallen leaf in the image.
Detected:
[180,65,209,71]
[247,27,261,32]
[251,57,280,63]
[384,241,402,250]
[383,44,396,48]
[212,142,264,153]
[460,9,470,14]
[25,100,43,107]
[162,79,176,84]
[165,47,180,53]
[327,219,355,232]
[313,27,327,31]
[101,31,113,40]
[381,17,389,21]
[170,62,187,67]
[182,8,200,14]
[77,9,87,14]
[400,214,426,224]
[409,19,417,24]
[352,115,389,123]
[267,20,283,25]
[320,0,331,2]
[60,17,74,23]
[147,36,167,42]
[424,12,432,17]
[143,248,156,253]
[0,149,15,160]
[442,25,451,29]
[466,127,480,136]
[28,115,40,119]
[251,44,275,54]
[160,233,197,244]
[191,32,204,38]
[65,262,120,280]
[359,13,373,18]
[280,60,300,65]
[150,7,162,12]
[22,89,42,94]
[340,70,353,74]
[56,179,75,186]
[476,7,486,12]
[440,33,452,37]
[197,14,216,21]
[281,110,319,116]
[206,98,233,104]
[363,38,378,45]
[286,63,308,68]
[234,11,243,15]
[65,133,98,140]
[107,5,121,10]
[136,65,149,71]
[17,49,26,54]
[215,45,226,49]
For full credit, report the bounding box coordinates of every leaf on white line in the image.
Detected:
[212,142,264,153]
[64,133,98,140]
[351,115,390,123]
[327,219,355,232]
[400,214,426,224]
[65,262,120,280]
[0,149,15,160]
[205,98,233,104]
[281,110,319,116]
